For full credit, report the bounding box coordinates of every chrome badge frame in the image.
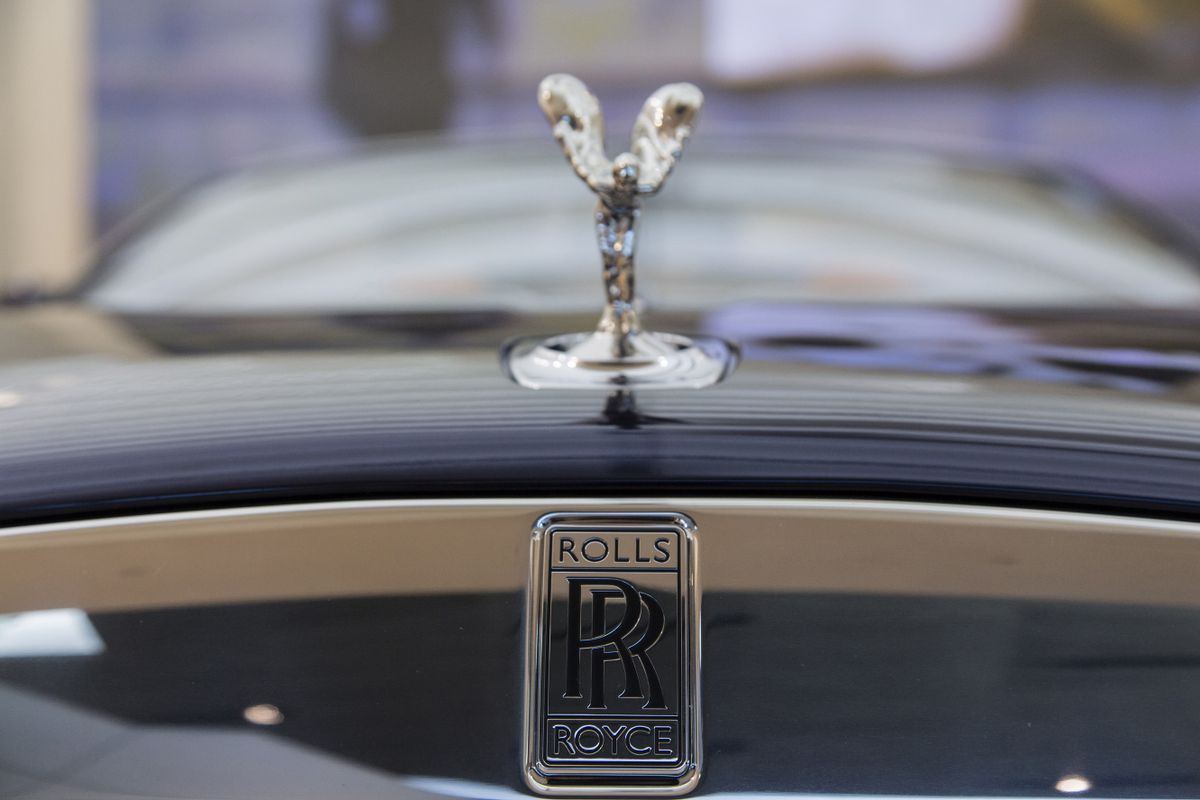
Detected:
[524,512,701,795]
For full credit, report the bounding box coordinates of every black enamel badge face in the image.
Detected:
[524,513,700,796]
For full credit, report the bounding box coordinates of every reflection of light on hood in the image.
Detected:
[405,777,1083,800]
[703,302,1200,393]
[405,777,526,800]
[243,703,285,726]
[0,609,104,657]
[401,780,896,800]
[1056,775,1092,794]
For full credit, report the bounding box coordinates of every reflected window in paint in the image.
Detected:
[0,609,104,657]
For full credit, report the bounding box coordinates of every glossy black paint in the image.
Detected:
[0,302,1199,526]
[5,592,1200,797]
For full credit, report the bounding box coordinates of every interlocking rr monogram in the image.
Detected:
[564,577,666,710]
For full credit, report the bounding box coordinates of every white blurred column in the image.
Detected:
[0,0,90,295]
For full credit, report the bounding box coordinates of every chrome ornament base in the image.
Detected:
[503,330,738,390]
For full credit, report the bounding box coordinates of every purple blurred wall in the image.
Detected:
[93,0,1200,237]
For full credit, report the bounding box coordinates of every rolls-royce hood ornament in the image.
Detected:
[502,74,739,390]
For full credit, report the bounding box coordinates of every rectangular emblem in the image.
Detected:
[524,512,700,795]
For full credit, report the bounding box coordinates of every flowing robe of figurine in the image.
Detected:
[537,74,703,358]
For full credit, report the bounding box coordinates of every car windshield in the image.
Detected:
[85,135,1200,314]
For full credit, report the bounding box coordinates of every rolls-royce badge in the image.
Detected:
[502,74,738,390]
[524,512,700,795]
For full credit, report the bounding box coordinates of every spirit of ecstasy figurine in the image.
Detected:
[502,74,738,390]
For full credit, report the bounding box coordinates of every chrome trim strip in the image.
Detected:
[5,498,1200,540]
[5,499,1200,614]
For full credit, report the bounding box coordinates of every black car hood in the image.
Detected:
[0,300,1198,525]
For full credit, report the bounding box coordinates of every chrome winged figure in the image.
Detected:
[537,73,702,353]
[502,74,736,390]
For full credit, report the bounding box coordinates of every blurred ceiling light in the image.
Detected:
[0,608,104,657]
[1056,775,1092,794]
[704,0,1024,81]
[0,391,21,409]
[243,703,285,726]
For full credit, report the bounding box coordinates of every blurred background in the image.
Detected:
[2,0,1200,297]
